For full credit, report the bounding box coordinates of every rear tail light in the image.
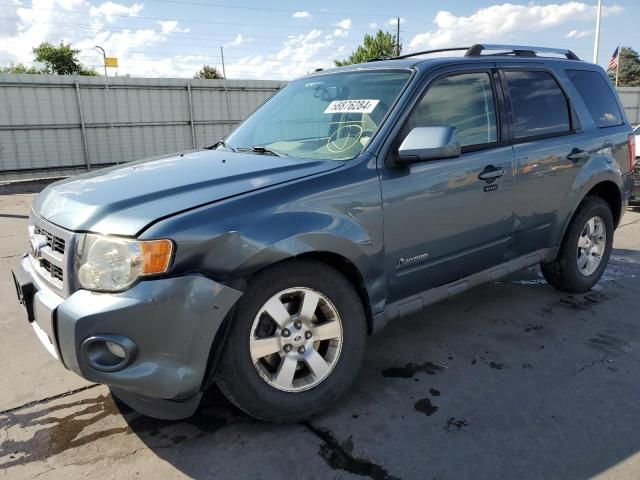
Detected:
[629,134,636,172]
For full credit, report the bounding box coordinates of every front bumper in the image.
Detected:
[13,255,242,406]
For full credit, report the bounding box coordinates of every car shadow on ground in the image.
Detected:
[3,258,640,479]
[120,258,640,479]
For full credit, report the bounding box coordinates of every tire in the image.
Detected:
[216,260,367,423]
[541,196,614,293]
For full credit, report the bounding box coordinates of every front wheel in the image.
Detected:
[541,196,614,293]
[217,260,367,423]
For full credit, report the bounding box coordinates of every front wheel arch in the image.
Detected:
[215,258,368,422]
[200,253,372,392]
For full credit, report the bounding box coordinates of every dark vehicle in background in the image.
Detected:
[12,44,635,422]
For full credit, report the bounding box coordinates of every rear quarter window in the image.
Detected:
[504,70,571,139]
[565,69,623,128]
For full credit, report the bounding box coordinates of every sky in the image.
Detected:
[0,0,638,80]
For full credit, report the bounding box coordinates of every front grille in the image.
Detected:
[39,258,64,281]
[29,215,73,296]
[34,225,66,254]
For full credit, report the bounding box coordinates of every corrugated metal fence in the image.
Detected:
[619,87,640,126]
[1,75,638,183]
[0,74,284,182]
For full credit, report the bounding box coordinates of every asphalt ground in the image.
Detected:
[1,192,640,480]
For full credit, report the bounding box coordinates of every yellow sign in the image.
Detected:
[104,57,118,68]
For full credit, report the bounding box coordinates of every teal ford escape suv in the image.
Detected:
[13,44,635,422]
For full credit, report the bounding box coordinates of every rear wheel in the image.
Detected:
[217,260,367,422]
[541,196,614,293]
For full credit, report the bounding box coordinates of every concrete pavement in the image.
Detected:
[2,193,640,479]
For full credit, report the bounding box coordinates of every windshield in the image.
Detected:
[224,70,411,160]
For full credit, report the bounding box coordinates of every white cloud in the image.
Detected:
[408,2,623,51]
[368,22,378,29]
[0,0,86,65]
[232,33,244,46]
[89,1,143,23]
[75,28,166,60]
[158,20,190,34]
[226,28,334,79]
[566,29,593,38]
[0,0,200,77]
[331,18,352,37]
[0,0,22,37]
[336,19,352,30]
[293,11,311,18]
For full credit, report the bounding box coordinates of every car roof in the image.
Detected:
[304,55,595,78]
[301,44,600,80]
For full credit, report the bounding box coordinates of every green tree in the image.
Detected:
[78,67,99,76]
[32,42,97,76]
[608,47,640,87]
[334,30,401,66]
[194,64,224,79]
[0,63,42,74]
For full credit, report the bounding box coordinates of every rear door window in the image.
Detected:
[565,69,623,128]
[504,70,571,139]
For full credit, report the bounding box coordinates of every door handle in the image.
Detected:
[478,166,505,182]
[567,148,589,162]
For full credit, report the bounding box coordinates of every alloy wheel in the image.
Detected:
[249,287,343,392]
[577,216,606,276]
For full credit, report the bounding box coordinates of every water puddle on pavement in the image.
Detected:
[414,398,439,416]
[381,361,446,379]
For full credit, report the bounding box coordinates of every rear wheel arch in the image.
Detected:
[585,181,622,228]
[557,180,622,251]
[541,195,614,293]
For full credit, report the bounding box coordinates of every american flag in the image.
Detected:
[608,47,619,71]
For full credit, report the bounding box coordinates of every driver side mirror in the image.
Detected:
[394,126,461,167]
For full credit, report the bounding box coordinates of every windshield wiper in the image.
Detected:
[206,140,236,152]
[237,145,288,157]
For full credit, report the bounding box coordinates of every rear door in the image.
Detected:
[379,65,516,302]
[498,66,591,255]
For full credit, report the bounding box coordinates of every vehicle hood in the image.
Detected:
[33,150,342,236]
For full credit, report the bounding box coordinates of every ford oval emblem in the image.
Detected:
[29,234,48,259]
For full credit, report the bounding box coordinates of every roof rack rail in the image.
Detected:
[377,44,581,62]
[388,47,471,60]
[465,44,581,60]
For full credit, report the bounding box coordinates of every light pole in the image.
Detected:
[593,0,602,64]
[94,45,116,162]
[94,45,109,91]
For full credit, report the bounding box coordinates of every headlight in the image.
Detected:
[77,234,173,292]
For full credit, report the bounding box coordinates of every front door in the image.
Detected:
[379,68,515,302]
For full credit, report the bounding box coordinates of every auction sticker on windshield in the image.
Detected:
[324,99,380,114]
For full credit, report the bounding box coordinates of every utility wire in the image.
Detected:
[141,0,398,18]
[0,4,401,33]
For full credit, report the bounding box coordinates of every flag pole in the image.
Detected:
[615,45,621,88]
[593,0,602,63]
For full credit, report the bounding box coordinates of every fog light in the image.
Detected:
[106,341,126,359]
[80,335,138,372]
